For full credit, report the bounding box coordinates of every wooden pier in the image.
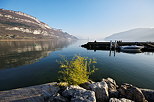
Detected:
[81,41,154,52]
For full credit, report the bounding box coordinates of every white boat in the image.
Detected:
[120,45,144,53]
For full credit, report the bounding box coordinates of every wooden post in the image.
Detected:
[110,40,112,49]
[114,40,117,49]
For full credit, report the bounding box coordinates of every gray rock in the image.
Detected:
[103,78,119,98]
[48,93,69,102]
[40,83,60,101]
[0,82,60,102]
[88,81,109,102]
[103,78,118,91]
[141,88,154,102]
[109,98,134,102]
[118,83,147,102]
[109,91,119,98]
[80,81,94,90]
[62,85,96,102]
[71,98,87,102]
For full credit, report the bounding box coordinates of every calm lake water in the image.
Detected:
[0,40,154,91]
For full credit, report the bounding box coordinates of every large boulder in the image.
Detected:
[103,78,118,91]
[118,83,147,102]
[40,83,60,99]
[103,78,119,98]
[109,98,134,102]
[62,85,96,102]
[48,93,69,102]
[84,81,109,102]
[79,80,94,90]
[0,82,60,102]
[141,88,154,102]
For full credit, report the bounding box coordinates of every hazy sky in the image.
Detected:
[0,0,154,39]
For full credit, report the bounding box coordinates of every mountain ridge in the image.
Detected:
[0,9,77,40]
[104,28,154,41]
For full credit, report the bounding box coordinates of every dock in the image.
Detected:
[81,41,154,52]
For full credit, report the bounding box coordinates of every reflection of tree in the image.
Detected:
[0,39,73,69]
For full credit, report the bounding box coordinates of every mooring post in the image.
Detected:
[110,40,112,49]
[109,50,111,56]
[114,49,116,56]
[114,40,117,49]
[114,40,116,56]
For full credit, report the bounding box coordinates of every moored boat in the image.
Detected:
[120,45,144,53]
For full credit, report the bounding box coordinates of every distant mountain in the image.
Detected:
[104,28,154,41]
[0,9,77,40]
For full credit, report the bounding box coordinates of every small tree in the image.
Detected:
[58,55,97,85]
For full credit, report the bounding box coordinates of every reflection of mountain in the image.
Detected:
[0,40,73,69]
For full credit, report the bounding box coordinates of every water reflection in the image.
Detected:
[0,40,154,91]
[0,39,73,69]
[82,47,154,57]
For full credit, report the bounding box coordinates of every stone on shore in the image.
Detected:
[109,98,134,102]
[141,88,154,102]
[82,81,109,102]
[118,83,147,102]
[0,82,60,102]
[103,78,119,98]
[48,93,69,102]
[62,85,96,102]
[79,81,94,90]
[1,78,154,102]
[103,78,118,91]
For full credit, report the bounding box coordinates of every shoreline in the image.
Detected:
[0,78,153,102]
[0,39,54,41]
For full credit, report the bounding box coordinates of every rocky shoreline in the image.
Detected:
[0,78,154,102]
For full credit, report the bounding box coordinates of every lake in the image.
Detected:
[0,40,154,91]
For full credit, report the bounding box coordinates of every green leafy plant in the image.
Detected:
[58,55,97,85]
